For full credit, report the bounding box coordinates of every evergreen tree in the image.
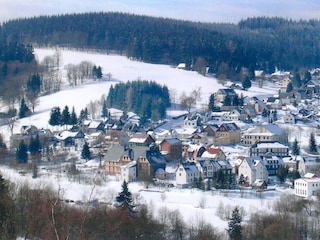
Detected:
[70,106,78,125]
[18,98,30,119]
[29,134,42,156]
[208,93,215,111]
[232,95,239,106]
[239,93,244,106]
[272,110,278,122]
[292,138,300,156]
[0,134,8,161]
[227,207,242,240]
[49,107,61,126]
[223,95,231,106]
[277,165,289,183]
[0,173,16,239]
[16,140,28,163]
[79,108,89,124]
[101,100,108,118]
[286,82,293,93]
[26,74,41,95]
[92,65,103,79]
[309,132,317,153]
[81,142,91,160]
[292,72,302,88]
[242,76,251,90]
[61,105,71,125]
[303,71,312,83]
[116,180,135,215]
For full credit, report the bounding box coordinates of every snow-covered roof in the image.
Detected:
[255,142,288,149]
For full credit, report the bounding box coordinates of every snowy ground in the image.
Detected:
[0,161,292,233]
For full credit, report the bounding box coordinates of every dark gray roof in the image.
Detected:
[104,145,129,162]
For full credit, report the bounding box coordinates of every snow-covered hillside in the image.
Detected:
[0,48,278,143]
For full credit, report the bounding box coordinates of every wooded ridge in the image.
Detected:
[1,13,320,75]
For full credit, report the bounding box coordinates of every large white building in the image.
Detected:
[294,173,320,198]
[238,157,268,185]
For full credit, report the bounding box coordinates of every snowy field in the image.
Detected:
[0,48,295,232]
[0,162,292,234]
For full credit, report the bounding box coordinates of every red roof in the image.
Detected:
[206,148,221,154]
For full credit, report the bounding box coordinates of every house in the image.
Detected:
[262,156,284,176]
[202,124,219,137]
[294,173,320,198]
[222,109,242,122]
[20,125,39,135]
[249,141,289,157]
[137,147,167,180]
[177,63,186,69]
[183,114,201,128]
[55,130,85,148]
[153,128,171,142]
[104,145,133,177]
[87,131,105,147]
[264,96,282,110]
[86,120,105,134]
[188,132,206,144]
[212,122,241,145]
[280,75,291,93]
[270,70,291,82]
[283,111,296,124]
[201,147,227,160]
[217,160,233,176]
[298,156,320,176]
[171,127,198,140]
[196,159,221,179]
[128,133,155,147]
[176,162,200,188]
[159,138,182,161]
[10,127,55,149]
[238,157,268,185]
[120,161,137,183]
[279,91,301,105]
[248,97,268,114]
[184,143,204,160]
[243,105,257,119]
[105,130,126,145]
[252,179,268,191]
[303,80,320,98]
[242,124,288,147]
[215,88,237,104]
[283,156,299,171]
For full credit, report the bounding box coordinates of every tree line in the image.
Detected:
[107,80,170,121]
[2,13,320,77]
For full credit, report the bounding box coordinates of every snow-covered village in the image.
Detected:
[1,4,320,239]
[0,47,319,239]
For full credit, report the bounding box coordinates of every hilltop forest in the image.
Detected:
[1,12,320,78]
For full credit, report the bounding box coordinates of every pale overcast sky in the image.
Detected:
[1,0,319,24]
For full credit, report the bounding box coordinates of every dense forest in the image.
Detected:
[106,80,170,121]
[1,13,320,78]
[0,42,39,110]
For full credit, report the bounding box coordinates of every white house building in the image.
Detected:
[238,157,268,185]
[294,173,320,198]
[120,161,137,183]
[176,162,200,188]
